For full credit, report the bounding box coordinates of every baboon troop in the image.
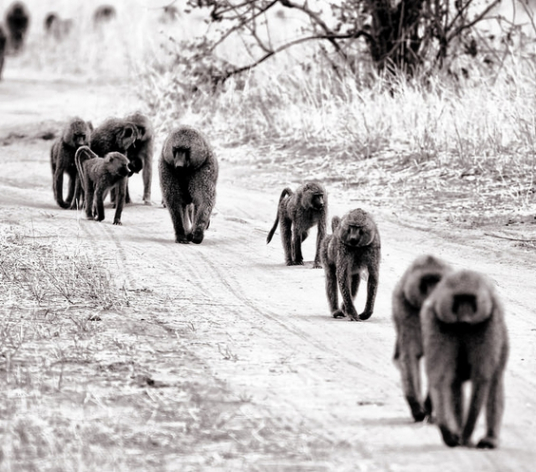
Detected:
[392,255,452,422]
[321,209,381,321]
[266,182,327,267]
[75,146,132,225]
[159,126,218,244]
[420,270,509,449]
[124,112,154,205]
[4,1,30,53]
[50,118,92,210]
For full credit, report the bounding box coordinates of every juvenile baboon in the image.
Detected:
[75,146,132,225]
[320,209,381,321]
[50,118,92,209]
[159,125,218,244]
[5,1,30,53]
[124,112,153,205]
[0,25,6,81]
[266,182,327,268]
[44,13,72,41]
[93,5,117,25]
[392,255,453,422]
[420,270,509,448]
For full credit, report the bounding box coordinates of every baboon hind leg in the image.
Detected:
[398,346,427,422]
[325,263,343,318]
[291,228,304,265]
[280,218,293,265]
[359,267,379,320]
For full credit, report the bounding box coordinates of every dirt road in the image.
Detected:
[1,72,535,471]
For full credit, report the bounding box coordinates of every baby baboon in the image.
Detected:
[124,112,154,205]
[50,118,92,209]
[159,125,218,244]
[93,5,117,25]
[5,1,30,53]
[320,209,380,321]
[420,270,509,448]
[0,25,6,81]
[75,146,132,225]
[392,255,452,422]
[266,181,327,268]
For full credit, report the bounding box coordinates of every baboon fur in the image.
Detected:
[0,25,6,80]
[75,146,132,225]
[124,112,154,205]
[50,118,92,209]
[90,117,138,157]
[420,269,509,449]
[266,181,327,268]
[159,125,218,244]
[5,1,30,53]
[392,255,453,422]
[320,209,380,321]
[44,13,72,41]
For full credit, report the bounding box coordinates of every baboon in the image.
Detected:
[159,125,218,244]
[420,270,509,448]
[392,255,453,422]
[5,1,30,53]
[124,112,153,205]
[75,146,132,225]
[266,182,327,268]
[93,5,117,25]
[50,118,92,209]
[90,118,138,157]
[44,13,72,41]
[320,209,380,321]
[0,25,6,81]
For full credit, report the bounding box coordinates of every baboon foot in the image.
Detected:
[439,425,460,447]
[175,235,190,244]
[476,436,498,449]
[113,220,122,226]
[312,261,322,269]
[332,310,346,319]
[190,227,205,244]
[143,199,153,206]
[359,310,373,321]
[410,404,427,423]
[286,260,303,266]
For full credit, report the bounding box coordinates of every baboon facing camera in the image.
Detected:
[421,269,509,448]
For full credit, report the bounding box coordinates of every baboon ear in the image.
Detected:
[87,121,94,132]
[76,145,98,160]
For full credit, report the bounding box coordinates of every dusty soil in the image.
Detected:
[1,71,536,471]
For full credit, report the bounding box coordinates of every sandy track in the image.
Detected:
[1,73,535,471]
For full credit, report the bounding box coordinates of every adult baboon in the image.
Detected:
[392,255,453,422]
[266,181,327,268]
[159,125,218,244]
[320,209,381,321]
[4,1,30,53]
[75,146,132,225]
[421,270,509,448]
[124,112,153,205]
[0,25,6,81]
[93,5,116,25]
[90,118,138,157]
[50,118,92,209]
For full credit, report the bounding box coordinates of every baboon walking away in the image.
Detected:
[159,125,218,244]
[266,181,327,268]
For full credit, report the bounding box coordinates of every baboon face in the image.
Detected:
[64,120,91,149]
[434,270,494,325]
[338,209,375,247]
[302,183,326,211]
[104,152,131,178]
[171,147,190,169]
[117,124,138,150]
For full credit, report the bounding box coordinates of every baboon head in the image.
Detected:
[64,118,91,149]
[125,112,153,142]
[433,270,495,325]
[331,215,341,233]
[103,152,132,178]
[338,209,376,248]
[164,126,209,170]
[116,123,138,151]
[302,182,326,211]
[403,255,452,308]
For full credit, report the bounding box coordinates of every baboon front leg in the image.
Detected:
[398,346,427,422]
[65,170,76,206]
[190,202,211,244]
[360,266,378,320]
[431,381,462,447]
[53,169,69,209]
[313,223,325,268]
[337,264,359,321]
[477,374,504,449]
[325,264,343,318]
[142,163,152,205]
[461,380,490,447]
[280,218,293,265]
[112,179,127,225]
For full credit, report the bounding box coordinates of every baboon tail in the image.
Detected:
[75,146,98,191]
[266,187,293,244]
